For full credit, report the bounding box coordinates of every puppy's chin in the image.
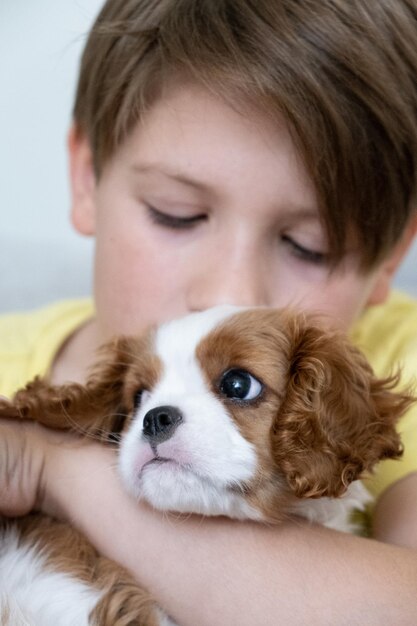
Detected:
[119,457,264,520]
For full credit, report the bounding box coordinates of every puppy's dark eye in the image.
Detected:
[219,369,263,402]
[133,389,145,409]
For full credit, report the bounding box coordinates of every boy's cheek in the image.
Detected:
[90,191,380,337]
[304,274,381,330]
[93,272,372,343]
[92,247,190,339]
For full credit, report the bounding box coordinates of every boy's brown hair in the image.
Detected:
[73,0,417,269]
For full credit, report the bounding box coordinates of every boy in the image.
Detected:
[1,0,417,623]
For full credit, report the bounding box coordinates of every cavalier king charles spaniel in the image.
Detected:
[0,306,413,625]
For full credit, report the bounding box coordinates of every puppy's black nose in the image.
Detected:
[142,405,183,443]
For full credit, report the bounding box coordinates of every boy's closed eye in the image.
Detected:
[145,204,208,230]
[146,204,330,266]
[281,234,329,265]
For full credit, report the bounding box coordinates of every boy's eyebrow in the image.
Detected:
[131,164,212,194]
[131,163,320,219]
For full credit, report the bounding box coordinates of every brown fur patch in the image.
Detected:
[0,327,163,625]
[196,309,297,521]
[196,309,414,520]
[273,315,414,499]
[3,514,160,625]
[0,330,162,443]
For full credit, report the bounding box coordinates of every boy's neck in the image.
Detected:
[49,318,101,386]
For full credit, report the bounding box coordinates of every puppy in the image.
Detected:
[0,306,413,625]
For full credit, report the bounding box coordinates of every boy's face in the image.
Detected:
[71,84,395,340]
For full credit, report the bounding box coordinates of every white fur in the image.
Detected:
[291,481,372,532]
[0,527,102,626]
[119,306,261,518]
[119,306,372,530]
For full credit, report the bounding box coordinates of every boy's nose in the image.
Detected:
[186,247,268,311]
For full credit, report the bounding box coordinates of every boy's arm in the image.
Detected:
[373,472,417,547]
[44,437,417,626]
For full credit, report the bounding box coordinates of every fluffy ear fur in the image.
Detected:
[272,317,415,499]
[0,336,137,442]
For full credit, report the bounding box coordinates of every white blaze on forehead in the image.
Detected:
[155,305,243,371]
[151,306,241,397]
[152,307,256,484]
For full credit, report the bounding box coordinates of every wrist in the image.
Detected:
[0,420,47,517]
[41,436,118,521]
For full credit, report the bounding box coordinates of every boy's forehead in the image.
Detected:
[119,85,319,215]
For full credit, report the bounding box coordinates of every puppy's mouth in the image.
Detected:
[141,456,181,472]
[140,455,208,484]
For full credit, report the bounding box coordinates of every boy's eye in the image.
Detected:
[219,369,264,403]
[281,234,328,265]
[146,205,207,229]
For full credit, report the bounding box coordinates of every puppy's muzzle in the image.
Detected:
[142,405,183,444]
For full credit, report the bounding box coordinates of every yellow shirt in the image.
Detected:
[0,299,94,397]
[350,292,417,499]
[0,294,416,501]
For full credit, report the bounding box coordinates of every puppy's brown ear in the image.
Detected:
[0,336,141,441]
[272,318,415,499]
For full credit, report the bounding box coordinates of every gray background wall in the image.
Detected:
[1,0,415,313]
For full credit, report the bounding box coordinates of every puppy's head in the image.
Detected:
[97,307,412,521]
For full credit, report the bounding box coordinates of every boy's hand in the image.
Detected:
[0,419,49,517]
[0,416,109,521]
[0,417,84,519]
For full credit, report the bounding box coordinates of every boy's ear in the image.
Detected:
[367,213,417,306]
[68,124,97,236]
